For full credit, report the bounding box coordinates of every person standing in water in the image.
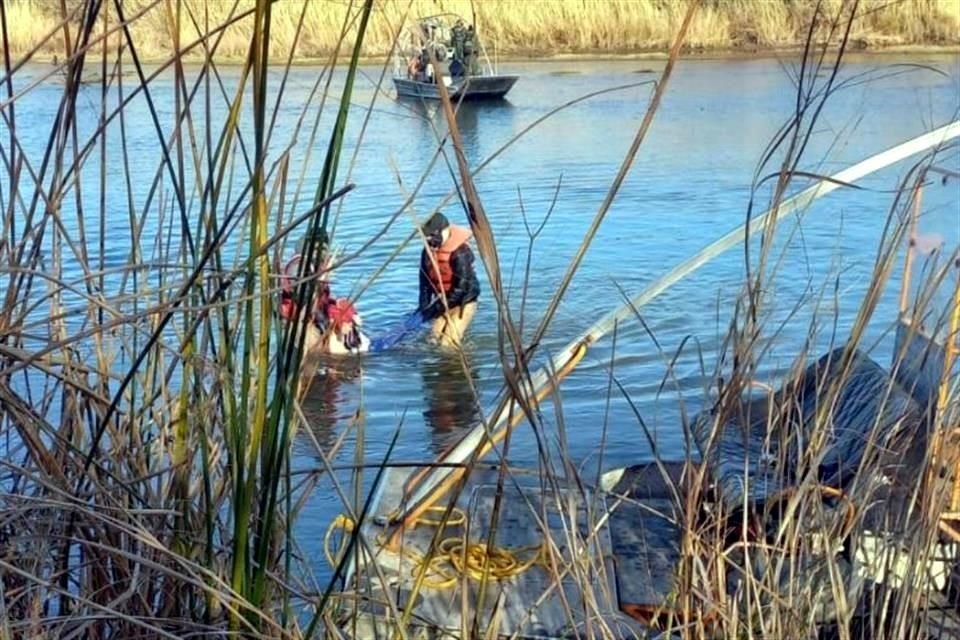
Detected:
[418,212,480,348]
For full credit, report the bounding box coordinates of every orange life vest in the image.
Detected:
[426,224,472,295]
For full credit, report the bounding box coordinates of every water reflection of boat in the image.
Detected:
[393,14,518,101]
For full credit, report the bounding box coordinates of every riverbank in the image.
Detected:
[274,44,960,71]
[8,0,960,66]
[21,44,960,72]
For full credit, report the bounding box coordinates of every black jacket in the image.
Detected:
[418,244,480,321]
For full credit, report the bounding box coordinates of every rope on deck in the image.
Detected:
[325,506,548,588]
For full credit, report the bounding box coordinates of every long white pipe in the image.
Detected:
[390,120,960,523]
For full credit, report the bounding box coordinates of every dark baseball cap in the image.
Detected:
[421,212,449,236]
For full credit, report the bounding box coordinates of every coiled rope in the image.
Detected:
[324,506,547,589]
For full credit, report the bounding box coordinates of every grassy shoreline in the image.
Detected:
[9,0,960,67]
[22,44,960,69]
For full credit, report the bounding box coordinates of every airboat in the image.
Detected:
[393,14,518,101]
[327,122,960,637]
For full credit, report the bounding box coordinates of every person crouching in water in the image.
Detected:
[418,212,480,348]
[278,231,369,357]
[322,298,370,355]
[279,283,370,357]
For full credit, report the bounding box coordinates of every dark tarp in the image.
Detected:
[694,346,926,512]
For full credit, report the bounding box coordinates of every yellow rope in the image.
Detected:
[411,506,467,528]
[324,514,357,568]
[440,538,545,581]
[323,506,546,589]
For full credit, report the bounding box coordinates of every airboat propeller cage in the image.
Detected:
[393,12,518,100]
[383,121,960,531]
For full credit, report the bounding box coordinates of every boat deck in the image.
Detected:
[339,463,689,638]
[336,334,959,638]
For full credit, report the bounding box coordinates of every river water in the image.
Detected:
[8,53,960,585]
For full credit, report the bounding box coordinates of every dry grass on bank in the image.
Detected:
[6,0,960,64]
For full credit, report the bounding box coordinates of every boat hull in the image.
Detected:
[393,75,518,100]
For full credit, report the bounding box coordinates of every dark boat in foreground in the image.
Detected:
[393,14,518,101]
[328,123,960,638]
